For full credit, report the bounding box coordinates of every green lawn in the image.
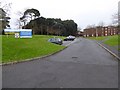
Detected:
[87,35,120,50]
[104,35,120,51]
[87,36,107,41]
[104,35,119,46]
[2,35,66,64]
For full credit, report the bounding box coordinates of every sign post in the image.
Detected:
[15,33,20,38]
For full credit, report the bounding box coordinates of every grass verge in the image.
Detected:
[87,35,120,51]
[86,36,107,41]
[2,35,66,64]
[104,35,119,46]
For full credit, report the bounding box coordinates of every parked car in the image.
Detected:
[64,35,75,41]
[48,38,63,45]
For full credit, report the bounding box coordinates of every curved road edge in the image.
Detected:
[96,42,120,60]
[1,39,78,66]
[1,47,68,66]
[1,39,77,66]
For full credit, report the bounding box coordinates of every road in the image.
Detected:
[2,38,118,88]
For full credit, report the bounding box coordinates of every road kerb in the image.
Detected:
[65,39,77,46]
[1,47,67,66]
[97,42,120,60]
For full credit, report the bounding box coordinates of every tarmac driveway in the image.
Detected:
[2,38,118,88]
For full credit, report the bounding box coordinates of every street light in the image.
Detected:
[96,28,98,37]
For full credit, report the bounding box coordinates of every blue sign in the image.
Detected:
[4,29,32,38]
[20,31,32,36]
[20,30,32,38]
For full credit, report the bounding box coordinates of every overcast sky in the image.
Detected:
[5,0,120,29]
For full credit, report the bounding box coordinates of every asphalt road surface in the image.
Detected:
[2,38,118,88]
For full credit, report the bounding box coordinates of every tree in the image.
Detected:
[0,8,10,34]
[86,24,96,29]
[20,8,40,25]
[62,20,77,36]
[98,21,105,27]
[112,13,118,25]
[77,27,82,31]
[24,16,46,34]
[0,0,12,16]
[15,10,25,29]
[24,8,40,20]
[46,18,56,35]
[0,0,11,34]
[20,15,28,28]
[111,13,120,35]
[52,22,65,36]
[23,16,78,36]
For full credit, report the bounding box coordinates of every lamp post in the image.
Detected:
[96,28,98,37]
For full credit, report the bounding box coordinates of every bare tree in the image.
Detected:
[14,19,22,29]
[77,27,82,31]
[112,13,118,26]
[15,10,26,29]
[98,21,105,27]
[86,24,96,29]
[0,0,12,16]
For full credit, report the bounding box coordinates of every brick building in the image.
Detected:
[83,26,118,37]
[77,31,84,36]
[84,28,96,37]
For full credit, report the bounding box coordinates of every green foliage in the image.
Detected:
[88,35,119,46]
[2,35,65,63]
[62,20,77,36]
[24,8,40,18]
[24,17,78,36]
[0,8,10,34]
[87,36,107,41]
[19,8,77,36]
[20,8,40,26]
[104,35,119,46]
[87,35,119,50]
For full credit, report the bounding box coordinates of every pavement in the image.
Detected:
[2,37,118,88]
[96,40,120,60]
[97,40,119,57]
